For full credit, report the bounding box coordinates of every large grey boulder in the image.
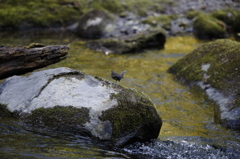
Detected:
[0,67,162,147]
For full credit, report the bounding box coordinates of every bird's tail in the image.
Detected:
[120,71,126,77]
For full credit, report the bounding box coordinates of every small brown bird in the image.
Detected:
[111,71,126,82]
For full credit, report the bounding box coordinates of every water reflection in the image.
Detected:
[0,31,239,158]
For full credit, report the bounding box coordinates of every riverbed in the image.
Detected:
[0,31,239,158]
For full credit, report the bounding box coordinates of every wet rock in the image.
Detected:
[193,13,228,40]
[109,12,152,38]
[141,14,176,31]
[75,10,115,39]
[170,17,193,35]
[0,67,162,147]
[86,29,166,54]
[168,39,240,130]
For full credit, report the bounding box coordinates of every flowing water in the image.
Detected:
[0,31,240,158]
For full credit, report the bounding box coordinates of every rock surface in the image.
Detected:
[76,10,115,39]
[0,43,69,79]
[168,39,240,130]
[193,13,227,40]
[0,67,162,147]
[85,29,166,54]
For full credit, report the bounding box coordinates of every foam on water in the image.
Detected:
[124,140,240,159]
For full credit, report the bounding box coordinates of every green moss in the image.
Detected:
[122,0,174,16]
[0,0,177,29]
[211,9,238,26]
[84,0,123,14]
[100,88,162,140]
[169,39,240,109]
[0,1,81,28]
[0,104,15,118]
[23,106,90,133]
[186,10,203,19]
[193,13,227,40]
[83,0,174,16]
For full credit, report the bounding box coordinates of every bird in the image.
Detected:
[111,71,126,82]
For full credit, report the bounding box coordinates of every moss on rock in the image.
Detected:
[84,0,123,14]
[193,13,227,40]
[211,9,238,26]
[22,106,91,135]
[169,39,240,91]
[168,39,240,130]
[100,88,162,146]
[0,104,15,118]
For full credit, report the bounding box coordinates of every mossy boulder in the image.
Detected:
[75,10,115,39]
[85,28,166,54]
[168,39,240,130]
[0,67,162,147]
[193,13,227,40]
[211,9,238,27]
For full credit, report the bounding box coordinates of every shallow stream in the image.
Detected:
[0,31,239,158]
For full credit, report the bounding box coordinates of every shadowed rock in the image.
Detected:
[86,28,166,54]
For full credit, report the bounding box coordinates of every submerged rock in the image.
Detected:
[76,10,115,39]
[168,39,240,130]
[86,29,166,54]
[0,67,162,147]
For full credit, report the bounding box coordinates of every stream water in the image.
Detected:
[0,31,240,158]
